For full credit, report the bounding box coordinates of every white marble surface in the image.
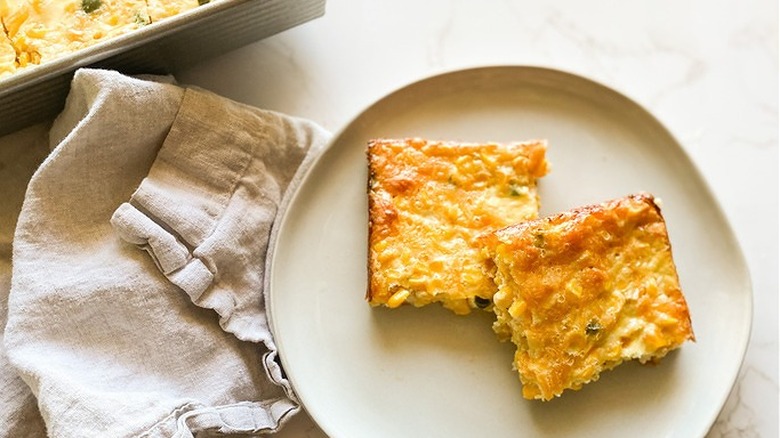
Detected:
[176,0,778,436]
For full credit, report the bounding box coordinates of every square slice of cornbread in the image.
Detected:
[479,193,694,400]
[367,137,548,315]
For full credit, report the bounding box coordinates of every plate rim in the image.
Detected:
[264,64,754,438]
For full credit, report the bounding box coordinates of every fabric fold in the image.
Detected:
[3,69,330,437]
[114,86,331,349]
[111,202,193,275]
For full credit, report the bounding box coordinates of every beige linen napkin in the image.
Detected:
[3,69,330,437]
[0,123,50,437]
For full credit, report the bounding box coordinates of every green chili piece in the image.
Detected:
[533,232,545,249]
[585,319,602,335]
[133,11,150,25]
[81,0,102,14]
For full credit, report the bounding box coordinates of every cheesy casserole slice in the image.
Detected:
[479,193,694,400]
[367,138,548,315]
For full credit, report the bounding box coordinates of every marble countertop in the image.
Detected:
[177,1,777,436]
[0,1,773,436]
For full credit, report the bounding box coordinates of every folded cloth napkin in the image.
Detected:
[3,68,330,437]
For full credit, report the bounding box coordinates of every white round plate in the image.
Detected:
[267,66,752,438]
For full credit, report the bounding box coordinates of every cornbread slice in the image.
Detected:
[479,193,694,400]
[367,138,548,315]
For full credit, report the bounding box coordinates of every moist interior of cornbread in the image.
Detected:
[367,137,548,315]
[480,193,694,400]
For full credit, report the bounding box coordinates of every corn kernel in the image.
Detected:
[376,248,398,263]
[407,277,427,288]
[386,288,410,309]
[493,288,512,310]
[654,312,679,327]
[373,240,388,253]
[508,299,526,319]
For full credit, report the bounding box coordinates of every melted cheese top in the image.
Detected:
[367,138,548,315]
[0,0,207,72]
[2,0,149,66]
[146,0,200,21]
[480,193,694,400]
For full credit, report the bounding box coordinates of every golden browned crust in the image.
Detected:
[367,137,548,315]
[480,193,694,400]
